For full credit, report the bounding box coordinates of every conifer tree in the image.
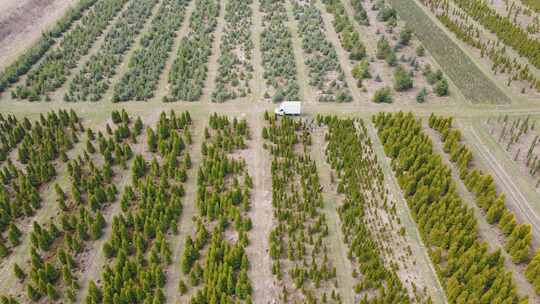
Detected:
[13,263,25,281]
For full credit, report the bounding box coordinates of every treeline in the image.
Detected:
[0,0,98,95]
[86,110,192,303]
[65,0,159,102]
[429,114,540,294]
[166,0,220,102]
[180,113,252,303]
[321,116,414,302]
[292,1,352,102]
[211,0,254,103]
[260,0,300,102]
[263,114,338,302]
[13,0,129,101]
[429,114,532,263]
[0,110,82,259]
[18,110,141,302]
[112,0,189,102]
[374,112,526,303]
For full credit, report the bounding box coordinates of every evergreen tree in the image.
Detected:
[13,263,25,281]
[394,66,413,91]
[8,224,21,246]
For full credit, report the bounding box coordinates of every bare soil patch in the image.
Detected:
[0,0,75,70]
[243,112,279,303]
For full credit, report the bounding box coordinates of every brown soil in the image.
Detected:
[0,0,74,70]
[244,112,279,303]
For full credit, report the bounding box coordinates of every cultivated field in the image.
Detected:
[0,0,539,303]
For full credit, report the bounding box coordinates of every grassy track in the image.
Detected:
[387,0,510,105]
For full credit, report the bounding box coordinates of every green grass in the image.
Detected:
[387,0,511,105]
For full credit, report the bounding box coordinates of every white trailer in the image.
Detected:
[274,101,301,116]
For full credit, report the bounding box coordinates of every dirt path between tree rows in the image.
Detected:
[340,0,393,89]
[200,0,227,103]
[315,0,366,105]
[250,0,266,103]
[367,121,448,304]
[164,114,206,303]
[153,0,197,103]
[244,112,279,303]
[48,0,135,102]
[284,0,316,103]
[310,128,357,304]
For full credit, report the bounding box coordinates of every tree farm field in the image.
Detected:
[0,0,539,303]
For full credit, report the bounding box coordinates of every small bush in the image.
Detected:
[373,87,393,103]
